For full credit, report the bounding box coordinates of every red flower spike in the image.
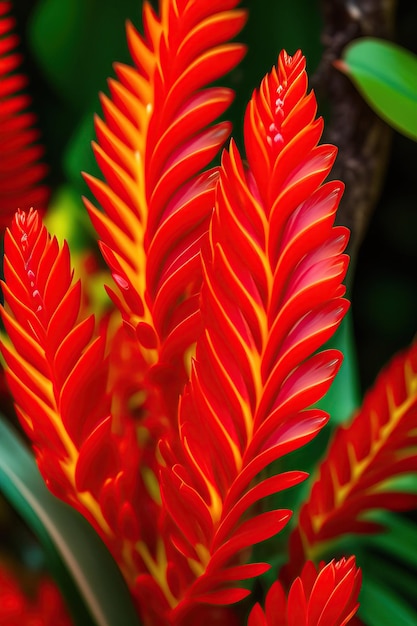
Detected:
[84,0,247,410]
[286,339,417,578]
[0,563,72,626]
[0,1,49,231]
[159,50,350,623]
[248,558,361,626]
[0,209,147,590]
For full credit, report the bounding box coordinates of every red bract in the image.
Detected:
[0,1,359,624]
[0,564,72,626]
[0,208,144,589]
[0,1,49,231]
[84,0,247,430]
[158,50,349,624]
[248,558,361,626]
[285,339,417,579]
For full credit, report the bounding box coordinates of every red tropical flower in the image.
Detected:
[0,0,49,416]
[157,49,350,624]
[0,208,144,590]
[248,558,361,626]
[0,0,49,231]
[285,339,417,579]
[0,1,358,624]
[0,563,72,626]
[83,0,247,428]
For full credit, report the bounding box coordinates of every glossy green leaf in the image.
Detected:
[0,418,140,626]
[339,38,417,140]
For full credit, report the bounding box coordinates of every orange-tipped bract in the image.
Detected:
[84,1,247,421]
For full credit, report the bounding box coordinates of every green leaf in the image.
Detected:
[0,418,140,626]
[359,575,417,626]
[339,38,417,141]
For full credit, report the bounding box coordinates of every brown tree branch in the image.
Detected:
[313,0,397,267]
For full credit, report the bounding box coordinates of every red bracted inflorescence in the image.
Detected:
[0,209,148,592]
[84,0,247,425]
[158,50,350,624]
[0,1,49,231]
[1,3,364,624]
[0,563,72,626]
[285,340,417,579]
[248,558,361,626]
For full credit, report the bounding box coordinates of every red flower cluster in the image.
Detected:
[248,558,361,626]
[4,1,415,625]
[0,564,72,626]
[0,0,48,232]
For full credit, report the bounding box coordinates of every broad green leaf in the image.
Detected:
[359,575,417,626]
[339,38,417,141]
[0,418,140,626]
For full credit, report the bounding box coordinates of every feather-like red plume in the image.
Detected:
[248,558,361,626]
[156,50,350,623]
[84,0,247,422]
[0,1,49,231]
[285,340,417,579]
[0,209,146,588]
